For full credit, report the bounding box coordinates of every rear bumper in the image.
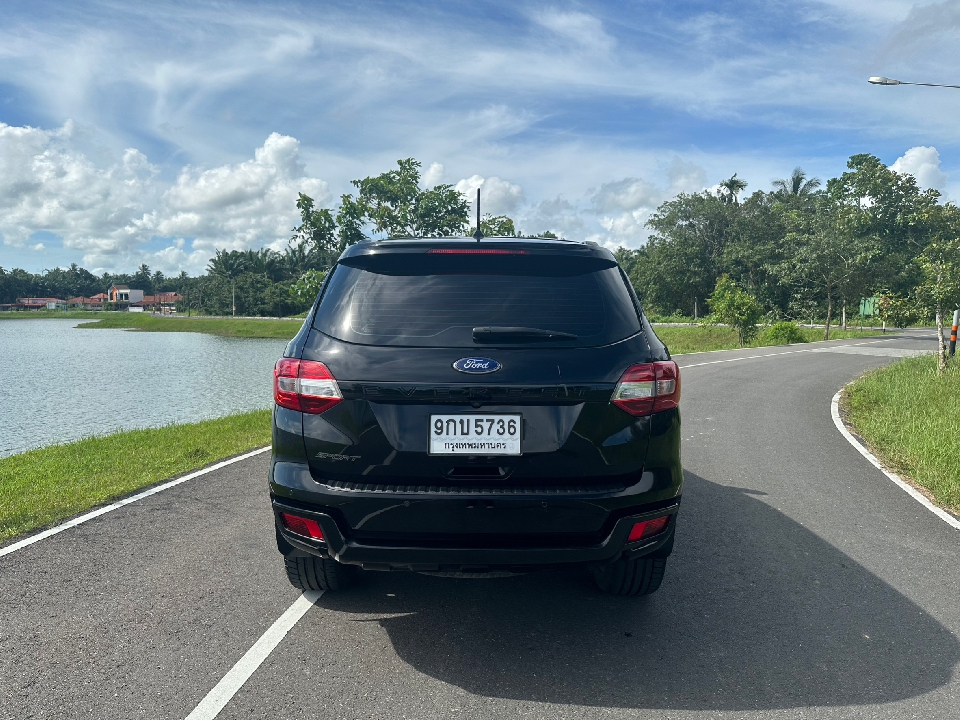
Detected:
[272,497,678,571]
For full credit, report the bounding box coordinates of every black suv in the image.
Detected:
[270,237,682,596]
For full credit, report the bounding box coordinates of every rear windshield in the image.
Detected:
[313,262,641,348]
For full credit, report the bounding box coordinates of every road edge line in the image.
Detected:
[184,590,323,720]
[0,446,271,558]
[830,388,960,530]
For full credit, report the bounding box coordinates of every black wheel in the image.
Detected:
[593,556,667,596]
[284,555,357,591]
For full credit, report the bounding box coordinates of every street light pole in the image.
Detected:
[869,76,960,89]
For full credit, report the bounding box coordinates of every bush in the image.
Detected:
[758,321,807,345]
[707,275,764,347]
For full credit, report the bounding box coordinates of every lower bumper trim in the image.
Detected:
[272,498,678,569]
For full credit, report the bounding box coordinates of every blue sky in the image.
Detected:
[1,0,959,274]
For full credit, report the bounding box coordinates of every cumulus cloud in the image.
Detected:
[0,121,159,255]
[421,162,444,188]
[159,132,329,257]
[0,123,329,272]
[889,146,948,190]
[521,196,585,239]
[456,175,525,216]
[589,157,708,247]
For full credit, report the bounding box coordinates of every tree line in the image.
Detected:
[617,154,960,369]
[3,153,957,366]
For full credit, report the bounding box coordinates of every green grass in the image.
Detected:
[653,325,885,355]
[845,355,960,516]
[78,313,303,339]
[0,410,271,544]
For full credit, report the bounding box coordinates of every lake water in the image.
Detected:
[0,319,291,457]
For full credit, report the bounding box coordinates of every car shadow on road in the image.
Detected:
[317,471,959,712]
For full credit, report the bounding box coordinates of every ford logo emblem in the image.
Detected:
[453,357,501,374]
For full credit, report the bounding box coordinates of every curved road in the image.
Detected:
[2,330,958,719]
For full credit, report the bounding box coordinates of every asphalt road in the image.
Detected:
[2,330,958,719]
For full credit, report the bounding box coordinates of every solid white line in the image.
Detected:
[677,337,911,370]
[0,446,271,558]
[184,591,322,720]
[830,388,960,530]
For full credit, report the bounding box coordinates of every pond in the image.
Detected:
[0,319,291,457]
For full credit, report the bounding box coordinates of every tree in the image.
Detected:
[635,191,737,315]
[132,264,154,294]
[290,193,340,271]
[772,168,821,197]
[717,174,748,206]
[291,269,327,307]
[780,197,878,340]
[207,249,248,278]
[349,158,469,237]
[914,213,960,373]
[470,214,516,237]
[876,292,919,330]
[707,275,764,347]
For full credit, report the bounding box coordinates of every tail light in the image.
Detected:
[279,512,324,540]
[611,361,680,416]
[273,358,342,414]
[627,515,670,542]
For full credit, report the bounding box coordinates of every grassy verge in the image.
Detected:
[844,356,960,516]
[78,313,303,339]
[654,325,885,355]
[0,410,271,544]
[0,310,102,320]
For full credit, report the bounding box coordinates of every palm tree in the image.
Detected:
[207,249,247,278]
[717,174,748,205]
[772,167,821,197]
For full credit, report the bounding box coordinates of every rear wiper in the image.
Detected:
[473,326,578,342]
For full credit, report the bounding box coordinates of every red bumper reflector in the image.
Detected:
[627,515,670,542]
[279,512,324,540]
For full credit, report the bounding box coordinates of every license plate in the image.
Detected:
[429,414,522,455]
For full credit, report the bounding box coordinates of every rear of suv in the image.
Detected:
[269,237,682,596]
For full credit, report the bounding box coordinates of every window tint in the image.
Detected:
[314,264,641,348]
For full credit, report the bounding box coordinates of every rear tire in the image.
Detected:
[593,556,666,596]
[284,555,357,592]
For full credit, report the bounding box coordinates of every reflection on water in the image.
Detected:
[0,319,291,457]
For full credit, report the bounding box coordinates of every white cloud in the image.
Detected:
[533,10,615,53]
[422,162,444,188]
[0,121,159,257]
[455,175,525,216]
[0,123,329,272]
[889,146,948,190]
[160,131,329,256]
[520,196,585,239]
[589,158,708,247]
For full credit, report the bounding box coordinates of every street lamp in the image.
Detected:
[868,76,960,89]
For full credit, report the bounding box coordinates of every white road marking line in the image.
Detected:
[830,389,960,531]
[0,446,271,558]
[678,347,816,368]
[185,591,322,720]
[677,337,921,369]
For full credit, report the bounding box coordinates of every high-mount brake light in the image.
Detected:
[426,248,528,255]
[627,515,670,542]
[279,512,324,540]
[273,358,342,414]
[611,361,681,416]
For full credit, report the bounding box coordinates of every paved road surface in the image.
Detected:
[2,330,958,719]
